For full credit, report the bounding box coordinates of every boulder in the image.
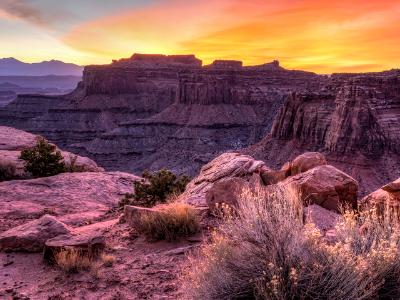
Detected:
[304,204,340,232]
[205,177,250,210]
[260,168,287,185]
[124,205,162,226]
[259,152,327,186]
[278,165,358,212]
[382,178,400,193]
[42,219,115,262]
[43,232,105,262]
[361,178,400,211]
[0,215,71,252]
[289,152,327,176]
[182,153,266,207]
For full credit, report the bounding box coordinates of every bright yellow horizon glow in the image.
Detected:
[2,0,400,73]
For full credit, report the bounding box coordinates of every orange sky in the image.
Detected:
[1,0,400,73]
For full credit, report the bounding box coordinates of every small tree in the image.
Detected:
[120,169,190,207]
[20,137,66,178]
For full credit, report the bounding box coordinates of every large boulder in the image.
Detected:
[289,152,327,176]
[0,172,140,231]
[278,165,358,212]
[182,152,265,207]
[0,215,71,252]
[259,152,327,185]
[205,177,250,210]
[43,226,108,262]
[361,178,400,211]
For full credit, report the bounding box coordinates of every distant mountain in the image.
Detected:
[0,58,83,76]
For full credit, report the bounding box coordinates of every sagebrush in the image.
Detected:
[120,169,190,207]
[182,187,400,300]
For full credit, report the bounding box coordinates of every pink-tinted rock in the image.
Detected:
[124,205,162,226]
[278,165,358,212]
[181,153,266,207]
[361,177,400,211]
[0,126,104,179]
[304,204,340,232]
[43,219,116,262]
[0,172,140,231]
[0,215,71,252]
[205,177,250,210]
[289,152,327,176]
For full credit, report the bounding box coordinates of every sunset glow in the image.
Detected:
[1,0,400,73]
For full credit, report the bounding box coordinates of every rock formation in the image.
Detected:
[0,54,398,196]
[0,126,103,179]
[246,70,400,195]
[361,177,400,211]
[0,54,323,176]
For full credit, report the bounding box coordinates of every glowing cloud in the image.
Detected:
[3,0,400,72]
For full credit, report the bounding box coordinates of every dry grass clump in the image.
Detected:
[134,202,200,241]
[54,248,95,273]
[182,187,400,300]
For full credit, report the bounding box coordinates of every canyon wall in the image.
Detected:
[0,54,323,176]
[246,70,400,194]
[1,53,399,194]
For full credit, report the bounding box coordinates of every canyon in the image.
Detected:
[0,53,399,194]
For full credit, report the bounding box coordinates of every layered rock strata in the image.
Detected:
[0,54,323,176]
[247,70,400,195]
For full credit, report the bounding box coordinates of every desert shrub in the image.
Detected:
[182,187,400,300]
[120,169,190,207]
[20,137,66,178]
[133,202,200,241]
[0,159,16,181]
[54,248,94,273]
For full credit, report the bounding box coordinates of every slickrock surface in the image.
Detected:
[246,70,400,195]
[0,172,139,232]
[0,54,324,176]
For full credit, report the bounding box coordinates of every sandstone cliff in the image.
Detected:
[246,70,400,195]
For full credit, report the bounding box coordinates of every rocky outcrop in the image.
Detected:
[0,215,71,252]
[278,165,358,212]
[0,126,103,179]
[183,152,357,213]
[0,172,139,232]
[181,152,265,207]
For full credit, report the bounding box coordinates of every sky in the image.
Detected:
[0,0,400,73]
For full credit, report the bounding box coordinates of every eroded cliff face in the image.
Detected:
[0,54,323,175]
[248,70,400,195]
